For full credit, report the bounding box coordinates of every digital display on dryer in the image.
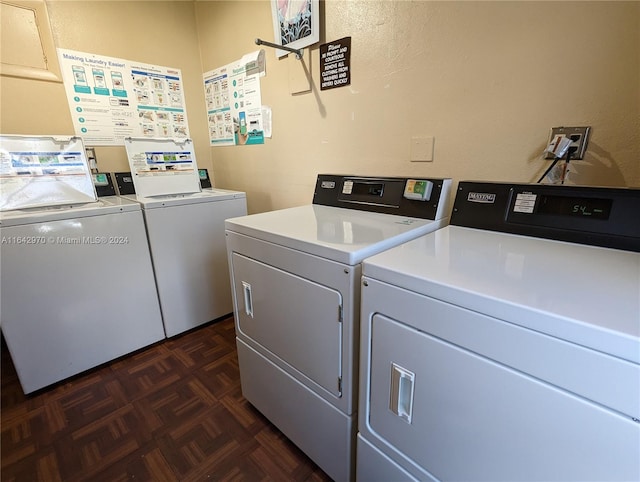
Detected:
[537,195,612,220]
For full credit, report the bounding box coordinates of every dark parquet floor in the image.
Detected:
[1,315,332,482]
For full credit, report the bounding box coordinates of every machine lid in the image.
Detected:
[0,196,141,226]
[124,189,245,208]
[225,204,448,265]
[362,225,640,364]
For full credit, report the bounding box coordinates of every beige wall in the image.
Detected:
[0,0,210,174]
[1,1,638,215]
[197,0,640,213]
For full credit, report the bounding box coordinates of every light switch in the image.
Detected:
[410,137,434,162]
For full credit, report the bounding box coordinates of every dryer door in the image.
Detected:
[366,311,640,481]
[231,252,343,397]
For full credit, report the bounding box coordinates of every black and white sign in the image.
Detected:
[320,37,351,91]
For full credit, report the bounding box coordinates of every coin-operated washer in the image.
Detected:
[0,135,165,394]
[225,174,452,481]
[123,138,247,337]
[357,181,640,481]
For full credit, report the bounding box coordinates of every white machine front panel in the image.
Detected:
[237,339,354,482]
[142,195,247,337]
[362,225,640,363]
[225,204,446,265]
[356,435,422,482]
[364,312,639,481]
[0,209,165,393]
[232,253,343,397]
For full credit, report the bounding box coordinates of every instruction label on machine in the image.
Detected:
[320,37,351,91]
[514,192,537,214]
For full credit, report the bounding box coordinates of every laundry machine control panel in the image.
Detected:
[452,181,640,252]
[313,174,451,220]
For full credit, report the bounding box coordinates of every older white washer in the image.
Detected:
[0,135,165,394]
[357,181,640,481]
[121,137,248,337]
[0,197,166,394]
[225,174,452,481]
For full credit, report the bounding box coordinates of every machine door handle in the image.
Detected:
[389,362,415,423]
[242,281,253,318]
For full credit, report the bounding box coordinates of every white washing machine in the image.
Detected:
[225,174,452,481]
[357,181,640,481]
[123,190,247,337]
[0,197,166,394]
[121,137,247,337]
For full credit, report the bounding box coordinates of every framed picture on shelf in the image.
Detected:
[270,0,319,58]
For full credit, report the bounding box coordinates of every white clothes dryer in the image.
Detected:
[357,181,640,481]
[225,174,452,481]
[0,197,166,394]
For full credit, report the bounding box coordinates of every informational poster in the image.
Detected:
[0,135,96,211]
[320,37,351,91]
[57,48,190,146]
[204,65,235,146]
[123,138,201,197]
[204,50,265,146]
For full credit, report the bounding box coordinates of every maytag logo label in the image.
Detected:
[468,192,496,203]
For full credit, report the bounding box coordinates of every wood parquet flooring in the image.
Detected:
[1,316,333,482]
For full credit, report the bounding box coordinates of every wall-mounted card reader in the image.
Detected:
[403,179,433,201]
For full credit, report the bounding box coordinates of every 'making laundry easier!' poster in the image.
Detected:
[57,48,190,146]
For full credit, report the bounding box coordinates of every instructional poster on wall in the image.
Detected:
[57,48,190,146]
[204,50,265,146]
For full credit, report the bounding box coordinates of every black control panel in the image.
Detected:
[312,174,451,220]
[451,181,640,252]
[199,168,212,189]
[114,172,136,195]
[92,172,116,197]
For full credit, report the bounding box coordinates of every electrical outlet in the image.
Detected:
[545,126,591,160]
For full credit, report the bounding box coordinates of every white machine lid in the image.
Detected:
[124,188,246,209]
[0,196,141,226]
[362,225,640,364]
[225,204,448,265]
